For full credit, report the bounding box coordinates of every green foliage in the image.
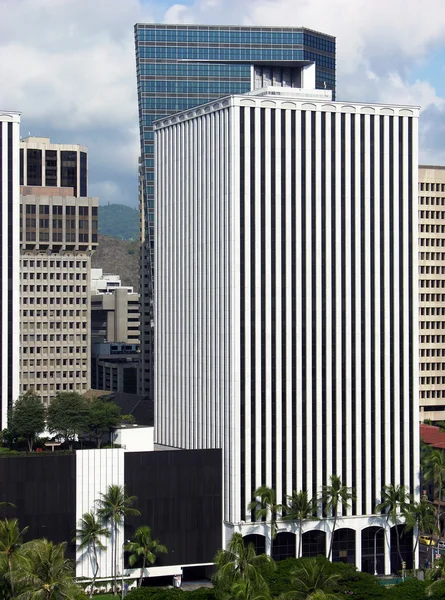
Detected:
[47,393,89,449]
[213,533,274,599]
[124,526,167,587]
[96,485,140,594]
[8,392,45,451]
[85,398,121,448]
[14,538,86,600]
[126,589,215,600]
[384,578,427,600]
[98,205,139,241]
[324,561,386,600]
[321,476,355,559]
[120,414,136,425]
[248,487,283,540]
[280,557,341,600]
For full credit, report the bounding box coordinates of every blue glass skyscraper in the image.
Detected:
[134,24,336,396]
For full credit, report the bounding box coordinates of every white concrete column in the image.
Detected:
[384,528,391,574]
[355,529,362,571]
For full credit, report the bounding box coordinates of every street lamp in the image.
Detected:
[374,527,385,576]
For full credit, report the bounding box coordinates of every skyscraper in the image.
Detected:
[135,24,336,398]
[20,137,88,198]
[154,86,419,573]
[0,111,21,430]
[418,165,445,421]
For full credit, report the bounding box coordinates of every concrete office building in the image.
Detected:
[91,268,140,393]
[20,136,87,197]
[154,86,419,573]
[20,188,98,405]
[135,23,336,400]
[418,165,445,422]
[91,269,140,346]
[0,111,21,430]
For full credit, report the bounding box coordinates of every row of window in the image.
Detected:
[22,321,86,330]
[419,196,445,205]
[138,63,251,77]
[420,280,445,288]
[24,205,96,215]
[419,321,445,329]
[22,287,86,296]
[419,210,445,219]
[23,232,95,243]
[22,383,87,393]
[420,377,445,384]
[419,252,445,261]
[419,266,445,274]
[21,333,86,342]
[139,46,308,62]
[420,306,445,315]
[420,335,445,343]
[22,371,85,379]
[421,390,445,398]
[419,238,445,246]
[420,348,445,357]
[22,272,86,281]
[419,182,445,191]
[421,366,445,375]
[137,28,324,48]
[23,259,87,269]
[22,346,87,354]
[21,298,87,307]
[419,224,445,233]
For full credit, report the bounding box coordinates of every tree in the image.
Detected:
[403,497,438,562]
[248,486,283,543]
[423,449,445,536]
[230,579,271,600]
[282,557,341,600]
[376,484,411,567]
[283,491,319,558]
[13,539,84,600]
[9,391,45,451]
[96,485,140,596]
[47,392,89,450]
[321,475,355,560]
[0,518,28,596]
[85,398,121,449]
[124,526,167,587]
[213,533,274,599]
[74,511,109,598]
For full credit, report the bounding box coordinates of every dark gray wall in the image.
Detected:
[0,454,77,557]
[124,449,222,566]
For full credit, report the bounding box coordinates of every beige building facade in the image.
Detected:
[20,189,98,405]
[418,165,445,421]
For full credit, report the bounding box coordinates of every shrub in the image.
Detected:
[384,578,427,600]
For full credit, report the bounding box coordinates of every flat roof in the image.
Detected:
[135,23,336,40]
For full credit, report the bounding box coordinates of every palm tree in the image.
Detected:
[124,526,167,587]
[403,497,438,563]
[248,486,283,543]
[283,490,319,558]
[282,557,341,600]
[231,579,271,600]
[13,539,83,600]
[376,484,411,567]
[74,511,109,598]
[321,475,355,560]
[0,518,28,595]
[424,449,445,536]
[213,532,274,596]
[96,485,140,596]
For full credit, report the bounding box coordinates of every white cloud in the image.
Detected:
[1,0,445,207]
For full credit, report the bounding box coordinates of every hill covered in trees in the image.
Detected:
[98,204,139,240]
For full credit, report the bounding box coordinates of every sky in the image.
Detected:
[1,0,445,208]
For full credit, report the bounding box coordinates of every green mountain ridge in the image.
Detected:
[98,203,139,240]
